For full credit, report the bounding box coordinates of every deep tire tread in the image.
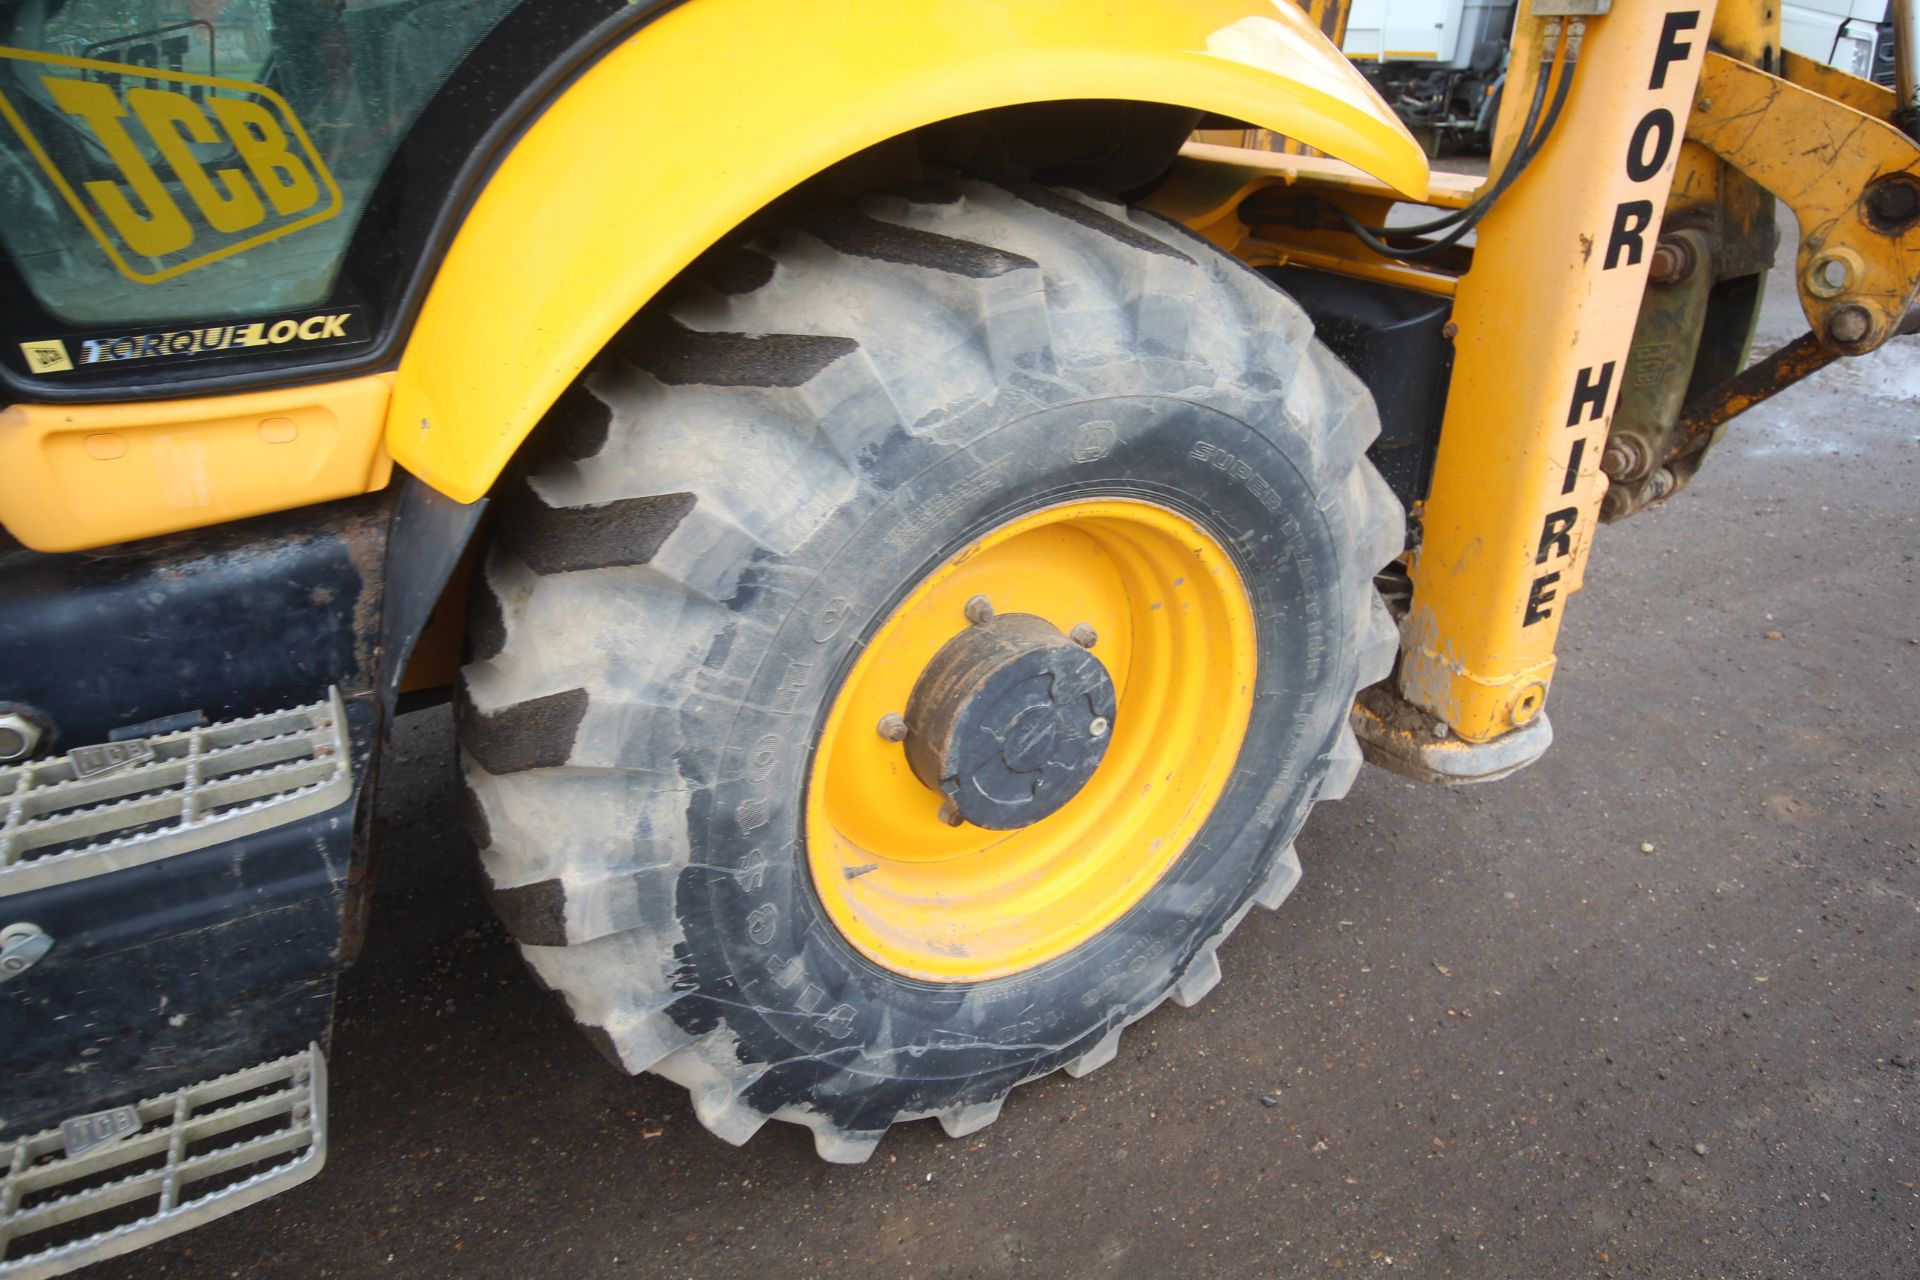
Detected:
[460,176,1405,1162]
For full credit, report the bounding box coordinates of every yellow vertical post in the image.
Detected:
[1398,0,1719,742]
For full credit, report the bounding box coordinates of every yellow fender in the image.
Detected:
[388,0,1428,503]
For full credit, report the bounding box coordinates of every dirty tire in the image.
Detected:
[457,179,1404,1161]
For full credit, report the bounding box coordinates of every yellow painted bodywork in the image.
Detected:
[386,0,1429,505]
[1688,52,1920,352]
[1399,4,1714,741]
[1147,142,1478,295]
[0,376,393,552]
[1778,49,1896,118]
[807,501,1255,982]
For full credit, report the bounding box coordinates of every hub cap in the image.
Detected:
[903,612,1118,830]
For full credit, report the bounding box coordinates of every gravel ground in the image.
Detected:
[94,211,1917,1280]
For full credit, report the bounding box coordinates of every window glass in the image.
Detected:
[0,0,519,328]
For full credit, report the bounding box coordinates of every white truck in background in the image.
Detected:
[1344,0,1896,154]
[1781,0,1899,84]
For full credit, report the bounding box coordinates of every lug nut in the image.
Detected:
[1644,467,1678,503]
[876,713,908,743]
[963,595,995,625]
[1826,303,1873,347]
[936,800,964,828]
[1088,717,1110,739]
[1069,623,1098,649]
[1430,720,1451,740]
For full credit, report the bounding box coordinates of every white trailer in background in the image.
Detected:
[1781,0,1898,85]
[1341,0,1516,153]
[1342,0,1897,155]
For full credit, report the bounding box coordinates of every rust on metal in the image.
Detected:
[1665,331,1839,462]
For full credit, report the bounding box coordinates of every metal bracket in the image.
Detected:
[1688,51,1920,354]
[1351,687,1554,786]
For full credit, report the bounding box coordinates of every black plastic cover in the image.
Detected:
[1264,266,1453,509]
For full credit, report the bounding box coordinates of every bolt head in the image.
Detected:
[1599,435,1649,482]
[963,595,995,625]
[1827,304,1873,347]
[0,713,41,764]
[936,800,964,828]
[1430,721,1451,740]
[1069,623,1098,649]
[876,713,908,743]
[1864,176,1920,232]
[1648,238,1694,285]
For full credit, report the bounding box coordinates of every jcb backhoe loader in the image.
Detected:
[0,0,1912,1271]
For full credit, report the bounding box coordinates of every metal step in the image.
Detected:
[0,1044,326,1279]
[0,690,351,896]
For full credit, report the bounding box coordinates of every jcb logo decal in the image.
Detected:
[0,46,340,284]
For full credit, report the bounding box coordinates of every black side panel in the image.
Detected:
[1264,266,1454,509]
[0,492,402,1136]
[0,494,390,752]
[379,481,487,704]
[0,800,355,1137]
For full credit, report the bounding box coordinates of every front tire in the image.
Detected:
[456,178,1403,1160]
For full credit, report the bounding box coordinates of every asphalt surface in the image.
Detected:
[99,214,1917,1279]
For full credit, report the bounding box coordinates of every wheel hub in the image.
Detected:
[807,499,1257,982]
[903,613,1117,830]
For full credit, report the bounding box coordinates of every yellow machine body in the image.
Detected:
[0,0,1425,549]
[5,0,1914,774]
[1398,4,1715,741]
[384,0,1428,506]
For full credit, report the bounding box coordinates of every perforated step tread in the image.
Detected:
[0,690,350,896]
[0,1044,326,1279]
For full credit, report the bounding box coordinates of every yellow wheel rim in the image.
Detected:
[806,499,1257,982]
